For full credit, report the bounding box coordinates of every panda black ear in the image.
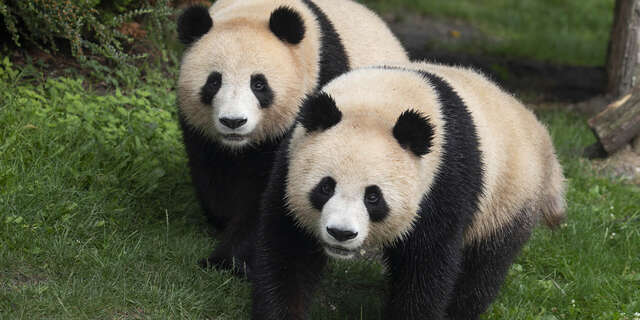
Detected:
[269,6,305,44]
[298,92,342,132]
[393,109,435,157]
[177,5,213,46]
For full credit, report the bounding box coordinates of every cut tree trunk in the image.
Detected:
[586,0,640,158]
[606,0,640,98]
[588,87,640,154]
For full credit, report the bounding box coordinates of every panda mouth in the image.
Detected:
[323,244,356,258]
[222,134,248,142]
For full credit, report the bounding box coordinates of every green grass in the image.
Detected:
[1,57,639,319]
[361,0,615,66]
[0,57,250,318]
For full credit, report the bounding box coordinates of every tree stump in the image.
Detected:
[586,0,640,157]
[588,88,640,154]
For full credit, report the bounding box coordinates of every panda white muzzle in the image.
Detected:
[213,85,261,145]
[320,195,370,259]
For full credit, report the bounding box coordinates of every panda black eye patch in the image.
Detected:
[309,176,336,211]
[251,73,274,108]
[199,72,222,105]
[364,185,389,222]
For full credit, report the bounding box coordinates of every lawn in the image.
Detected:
[360,0,615,66]
[1,53,639,319]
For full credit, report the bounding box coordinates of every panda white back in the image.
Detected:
[410,62,567,243]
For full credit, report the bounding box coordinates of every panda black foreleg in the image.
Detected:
[198,226,255,278]
[197,177,268,276]
[252,135,326,319]
[251,208,326,320]
[197,194,262,277]
[383,224,465,320]
[445,214,535,319]
[179,116,230,232]
[189,164,229,231]
[198,236,233,269]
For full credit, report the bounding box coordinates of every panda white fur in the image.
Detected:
[176,0,408,273]
[252,62,566,319]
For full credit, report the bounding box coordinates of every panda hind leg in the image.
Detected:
[445,212,535,320]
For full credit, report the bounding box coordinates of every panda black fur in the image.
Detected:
[252,62,567,319]
[176,0,408,274]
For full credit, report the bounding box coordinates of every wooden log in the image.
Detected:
[585,0,640,158]
[588,87,640,154]
[606,0,640,98]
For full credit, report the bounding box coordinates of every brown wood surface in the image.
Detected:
[606,0,640,98]
[588,87,640,154]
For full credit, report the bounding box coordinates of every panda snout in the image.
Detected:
[326,227,358,242]
[219,117,248,129]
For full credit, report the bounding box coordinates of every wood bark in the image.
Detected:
[606,0,640,98]
[588,87,640,154]
[587,0,640,157]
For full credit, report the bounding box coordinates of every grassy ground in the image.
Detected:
[1,55,639,319]
[360,0,615,66]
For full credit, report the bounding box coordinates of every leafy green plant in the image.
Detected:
[0,0,174,64]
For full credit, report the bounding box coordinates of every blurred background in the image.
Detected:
[0,0,616,101]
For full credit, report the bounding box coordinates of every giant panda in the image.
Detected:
[175,0,408,274]
[251,62,567,319]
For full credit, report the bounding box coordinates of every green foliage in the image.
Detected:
[361,0,615,66]
[0,0,174,64]
[0,56,180,199]
[143,0,178,64]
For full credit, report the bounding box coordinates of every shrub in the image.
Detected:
[0,56,183,198]
[0,0,173,64]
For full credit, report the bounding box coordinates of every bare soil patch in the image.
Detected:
[0,269,48,289]
[591,141,640,185]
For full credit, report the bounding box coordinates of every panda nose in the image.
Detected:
[220,117,247,129]
[326,227,358,242]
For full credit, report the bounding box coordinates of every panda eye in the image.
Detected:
[364,185,388,222]
[205,72,222,88]
[309,176,336,211]
[321,181,334,195]
[365,191,380,204]
[251,79,266,91]
[200,72,222,105]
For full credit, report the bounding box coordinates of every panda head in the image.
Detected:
[177,5,311,149]
[286,87,441,259]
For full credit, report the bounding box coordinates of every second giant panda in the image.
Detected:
[176,0,408,273]
[252,62,566,319]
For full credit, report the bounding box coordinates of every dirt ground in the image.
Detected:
[590,140,640,185]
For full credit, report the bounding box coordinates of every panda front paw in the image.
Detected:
[197,254,253,280]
